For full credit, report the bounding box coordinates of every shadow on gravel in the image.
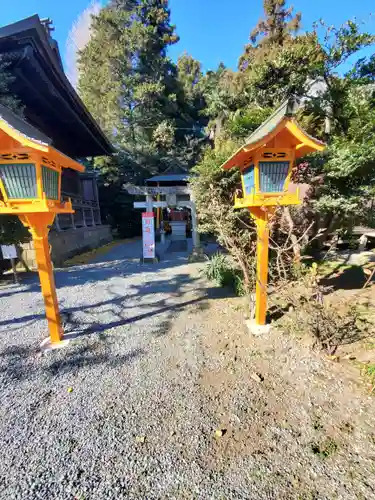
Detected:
[0,271,231,380]
[59,271,227,341]
[0,255,233,386]
[0,344,40,381]
[0,254,191,299]
[63,296,209,340]
[46,345,145,377]
[0,342,145,381]
[0,270,227,339]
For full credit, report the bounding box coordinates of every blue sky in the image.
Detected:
[1,0,374,72]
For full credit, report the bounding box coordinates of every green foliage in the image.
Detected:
[77,0,375,245]
[204,253,232,285]
[0,215,30,246]
[192,139,257,293]
[225,107,272,140]
[361,362,375,394]
[316,19,375,72]
[204,253,245,296]
[177,53,203,100]
[0,58,22,114]
[350,54,375,83]
[78,0,204,171]
[300,85,375,220]
[91,153,147,237]
[311,437,338,459]
[191,139,241,236]
[238,1,322,108]
[245,35,324,108]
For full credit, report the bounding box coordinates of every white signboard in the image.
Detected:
[1,244,17,259]
[142,212,155,259]
[134,201,167,209]
[124,184,190,195]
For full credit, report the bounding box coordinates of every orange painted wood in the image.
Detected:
[19,213,63,343]
[255,216,270,326]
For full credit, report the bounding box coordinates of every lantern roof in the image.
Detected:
[0,104,84,172]
[222,97,325,170]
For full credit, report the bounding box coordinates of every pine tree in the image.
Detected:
[239,0,303,75]
[177,54,203,99]
[77,0,207,237]
[0,59,22,113]
[250,0,301,46]
[238,1,322,108]
[78,0,181,154]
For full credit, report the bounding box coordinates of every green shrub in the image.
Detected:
[204,253,245,296]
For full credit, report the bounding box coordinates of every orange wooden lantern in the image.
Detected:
[0,105,84,347]
[222,98,325,330]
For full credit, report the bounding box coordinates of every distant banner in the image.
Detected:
[142,212,155,259]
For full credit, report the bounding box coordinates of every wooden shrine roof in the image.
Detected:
[0,15,113,158]
[0,104,84,172]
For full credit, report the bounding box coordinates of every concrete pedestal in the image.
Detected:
[40,337,70,352]
[188,246,208,262]
[246,319,272,336]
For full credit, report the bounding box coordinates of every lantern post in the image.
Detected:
[0,105,85,348]
[221,98,326,333]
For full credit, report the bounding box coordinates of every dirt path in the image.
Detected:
[164,293,375,499]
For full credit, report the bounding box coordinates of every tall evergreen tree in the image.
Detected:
[78,0,207,237]
[239,0,322,108]
[250,0,301,46]
[78,0,181,155]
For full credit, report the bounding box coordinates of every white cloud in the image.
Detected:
[66,0,102,88]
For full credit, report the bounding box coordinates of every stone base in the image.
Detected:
[188,246,208,263]
[140,254,160,264]
[246,319,272,336]
[40,337,70,352]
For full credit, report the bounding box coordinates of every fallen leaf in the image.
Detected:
[251,372,264,383]
[215,428,227,438]
[327,355,340,362]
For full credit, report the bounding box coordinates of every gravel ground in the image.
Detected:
[1,240,375,499]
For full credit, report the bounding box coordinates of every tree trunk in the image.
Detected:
[283,207,301,263]
[315,213,340,248]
